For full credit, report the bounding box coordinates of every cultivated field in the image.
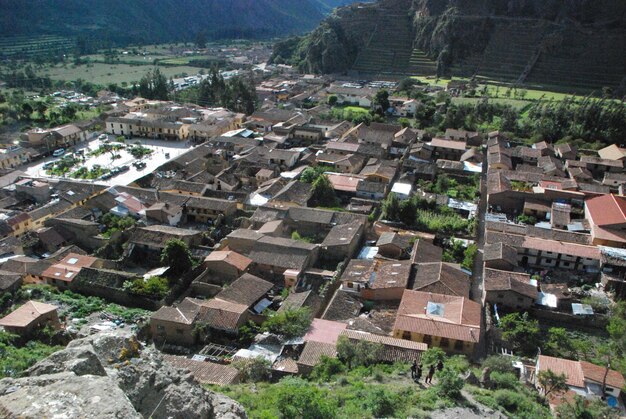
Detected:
[41,63,204,85]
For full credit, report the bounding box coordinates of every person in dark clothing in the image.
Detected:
[410,360,417,378]
[437,360,444,371]
[425,365,436,384]
[414,364,423,383]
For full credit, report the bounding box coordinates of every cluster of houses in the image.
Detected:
[0,77,624,411]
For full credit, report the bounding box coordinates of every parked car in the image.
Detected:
[132,161,147,170]
[100,172,113,180]
[118,165,130,173]
[52,148,65,157]
[43,162,55,169]
[98,134,107,140]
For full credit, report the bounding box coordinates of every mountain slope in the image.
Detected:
[0,0,362,44]
[274,0,626,90]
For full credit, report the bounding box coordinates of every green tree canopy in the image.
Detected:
[262,307,312,339]
[275,377,337,419]
[499,312,541,356]
[310,174,338,208]
[160,239,193,276]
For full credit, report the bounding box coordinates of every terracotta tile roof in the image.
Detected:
[304,318,348,344]
[483,242,518,265]
[199,298,248,332]
[340,329,427,363]
[297,341,337,367]
[483,268,537,299]
[393,290,481,343]
[150,298,201,325]
[586,194,626,227]
[321,221,363,247]
[204,251,252,272]
[537,355,585,388]
[41,253,97,283]
[369,260,412,290]
[412,262,470,298]
[325,173,364,192]
[598,144,626,161]
[430,138,467,151]
[580,361,625,389]
[522,236,600,260]
[272,357,299,374]
[410,239,443,264]
[216,273,272,307]
[164,355,240,385]
[322,290,363,321]
[0,301,57,328]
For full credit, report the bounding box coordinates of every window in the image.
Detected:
[454,340,464,350]
[402,331,411,340]
[440,338,450,348]
[497,293,504,299]
[423,335,432,345]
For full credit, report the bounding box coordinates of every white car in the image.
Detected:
[52,148,65,157]
[98,134,107,140]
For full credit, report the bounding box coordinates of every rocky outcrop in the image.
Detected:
[0,372,140,419]
[0,330,246,419]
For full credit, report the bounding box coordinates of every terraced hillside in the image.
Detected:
[352,2,437,77]
[451,20,557,84]
[282,0,625,90]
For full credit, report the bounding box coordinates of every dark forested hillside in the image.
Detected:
[0,0,361,45]
[272,0,626,90]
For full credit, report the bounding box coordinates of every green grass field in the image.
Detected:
[40,63,203,85]
[411,75,597,102]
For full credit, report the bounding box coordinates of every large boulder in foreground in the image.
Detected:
[0,372,140,419]
[0,330,246,419]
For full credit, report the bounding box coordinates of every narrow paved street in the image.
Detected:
[472,149,489,359]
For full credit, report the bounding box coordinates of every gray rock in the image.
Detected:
[0,372,140,419]
[26,345,106,377]
[464,370,480,386]
[0,330,246,419]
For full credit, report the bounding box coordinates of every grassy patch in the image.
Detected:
[0,332,63,378]
[39,63,202,85]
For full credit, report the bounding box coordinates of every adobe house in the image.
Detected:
[0,300,60,337]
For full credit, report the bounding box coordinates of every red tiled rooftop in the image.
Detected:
[303,318,348,344]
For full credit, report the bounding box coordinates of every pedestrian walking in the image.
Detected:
[425,365,435,384]
[410,360,417,379]
[414,364,423,383]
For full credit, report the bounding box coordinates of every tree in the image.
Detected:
[310,355,345,381]
[160,239,193,276]
[327,95,338,106]
[381,192,400,221]
[546,327,574,357]
[336,336,383,368]
[263,307,312,339]
[421,347,446,367]
[61,103,77,120]
[433,366,464,399]
[310,174,338,208]
[373,90,390,115]
[21,103,33,120]
[232,356,271,382]
[398,199,416,225]
[537,369,568,398]
[275,377,337,419]
[556,395,620,419]
[34,101,48,120]
[482,355,516,374]
[195,31,207,49]
[499,312,541,356]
